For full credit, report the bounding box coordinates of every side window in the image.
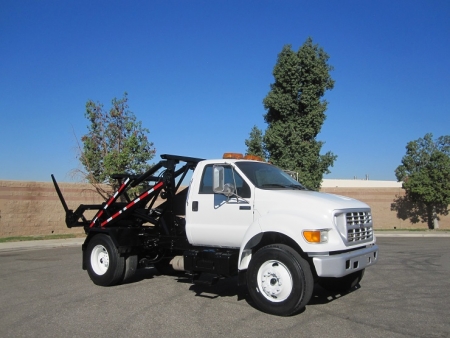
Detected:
[199,164,251,198]
[199,165,214,194]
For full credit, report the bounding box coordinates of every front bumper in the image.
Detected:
[311,244,378,277]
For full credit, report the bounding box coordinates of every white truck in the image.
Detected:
[52,153,378,316]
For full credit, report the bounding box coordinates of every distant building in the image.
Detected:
[321,179,402,188]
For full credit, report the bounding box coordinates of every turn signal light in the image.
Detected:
[303,230,328,243]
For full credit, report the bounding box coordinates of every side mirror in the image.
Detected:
[213,165,235,197]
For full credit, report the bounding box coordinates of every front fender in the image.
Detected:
[237,220,263,270]
[238,212,316,270]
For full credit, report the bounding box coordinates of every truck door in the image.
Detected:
[186,164,254,248]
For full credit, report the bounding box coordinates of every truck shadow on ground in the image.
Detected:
[125,268,361,312]
[123,265,187,284]
[308,284,361,305]
[122,267,160,284]
[176,273,360,310]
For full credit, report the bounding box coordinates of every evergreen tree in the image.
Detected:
[245,125,266,160]
[263,38,336,190]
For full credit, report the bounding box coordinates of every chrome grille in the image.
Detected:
[346,211,372,225]
[348,226,373,242]
[346,211,373,243]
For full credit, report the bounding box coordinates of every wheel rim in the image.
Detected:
[91,244,109,276]
[257,260,293,302]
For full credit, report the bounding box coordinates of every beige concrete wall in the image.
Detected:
[0,180,448,238]
[0,180,106,237]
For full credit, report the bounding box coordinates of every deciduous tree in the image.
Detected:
[394,133,450,229]
[79,93,156,194]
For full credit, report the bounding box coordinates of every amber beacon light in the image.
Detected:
[223,153,264,161]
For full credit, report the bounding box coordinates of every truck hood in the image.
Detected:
[254,189,370,213]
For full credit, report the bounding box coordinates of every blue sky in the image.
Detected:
[1,0,449,183]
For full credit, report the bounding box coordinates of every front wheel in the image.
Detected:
[247,244,314,316]
[86,234,125,286]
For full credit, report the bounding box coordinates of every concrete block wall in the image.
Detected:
[0,180,448,238]
[0,180,106,237]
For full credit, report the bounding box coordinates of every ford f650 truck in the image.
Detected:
[52,153,378,316]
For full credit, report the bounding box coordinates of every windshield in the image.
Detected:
[235,161,307,190]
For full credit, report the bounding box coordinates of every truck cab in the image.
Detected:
[186,156,377,273]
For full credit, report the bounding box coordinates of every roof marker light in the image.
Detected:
[223,153,244,159]
[244,154,264,161]
[223,153,264,161]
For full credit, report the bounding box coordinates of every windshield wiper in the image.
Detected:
[261,183,288,189]
[261,183,307,190]
[287,184,307,190]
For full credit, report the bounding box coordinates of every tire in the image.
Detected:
[123,254,138,283]
[247,244,314,316]
[86,234,125,286]
[318,269,365,293]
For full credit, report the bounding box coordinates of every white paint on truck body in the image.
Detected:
[185,159,378,276]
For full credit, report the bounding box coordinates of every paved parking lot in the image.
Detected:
[1,237,449,337]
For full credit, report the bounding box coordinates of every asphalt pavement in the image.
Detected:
[1,236,450,337]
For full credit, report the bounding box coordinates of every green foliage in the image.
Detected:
[262,38,336,190]
[79,93,156,191]
[394,133,450,229]
[245,125,266,160]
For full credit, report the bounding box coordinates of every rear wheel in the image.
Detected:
[86,234,125,286]
[318,269,365,293]
[247,244,314,316]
